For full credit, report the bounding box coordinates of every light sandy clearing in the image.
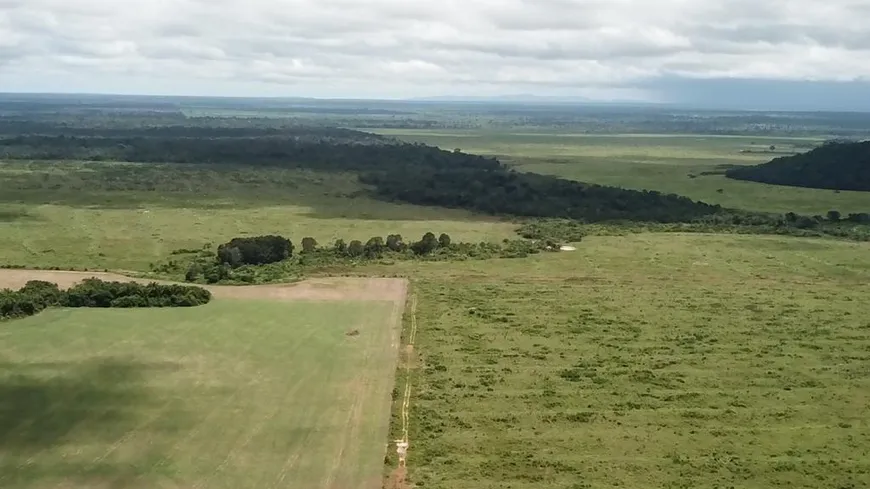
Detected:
[0,269,408,305]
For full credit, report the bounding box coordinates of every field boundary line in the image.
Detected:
[400,293,417,453]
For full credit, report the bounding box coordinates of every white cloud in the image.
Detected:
[0,0,868,98]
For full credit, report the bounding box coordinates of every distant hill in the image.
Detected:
[726,141,870,191]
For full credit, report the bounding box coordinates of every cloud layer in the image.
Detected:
[1,0,868,99]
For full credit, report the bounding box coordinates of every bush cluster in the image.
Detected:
[0,279,211,321]
[0,281,63,320]
[217,235,293,267]
[179,232,559,284]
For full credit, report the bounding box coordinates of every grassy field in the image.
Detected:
[370,233,870,489]
[0,298,401,489]
[3,133,870,489]
[0,161,516,270]
[372,129,870,215]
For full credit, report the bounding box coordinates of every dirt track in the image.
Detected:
[0,269,408,305]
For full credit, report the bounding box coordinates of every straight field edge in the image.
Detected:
[382,281,417,487]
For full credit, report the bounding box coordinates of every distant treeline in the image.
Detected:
[520,211,870,243]
[0,133,722,223]
[6,97,870,136]
[0,279,212,321]
[727,141,870,191]
[0,122,388,141]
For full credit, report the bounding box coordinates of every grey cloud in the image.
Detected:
[1,0,869,98]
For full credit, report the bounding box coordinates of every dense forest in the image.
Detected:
[727,141,870,191]
[0,131,723,223]
[361,167,718,222]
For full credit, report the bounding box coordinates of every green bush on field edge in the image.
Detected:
[0,279,212,321]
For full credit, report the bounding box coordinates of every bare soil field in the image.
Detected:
[0,269,408,305]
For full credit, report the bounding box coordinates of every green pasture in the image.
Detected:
[3,128,870,489]
[367,233,870,489]
[0,299,399,489]
[0,161,515,270]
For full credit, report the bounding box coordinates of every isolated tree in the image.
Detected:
[301,237,318,253]
[347,240,364,258]
[438,233,452,248]
[827,210,841,222]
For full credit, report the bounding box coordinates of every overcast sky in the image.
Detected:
[1,0,869,108]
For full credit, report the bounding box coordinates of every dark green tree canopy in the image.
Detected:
[217,235,293,267]
[386,234,405,252]
[727,141,870,191]
[347,240,365,258]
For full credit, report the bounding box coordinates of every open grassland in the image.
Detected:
[4,133,870,489]
[0,160,516,270]
[373,129,870,215]
[367,233,870,489]
[0,296,403,489]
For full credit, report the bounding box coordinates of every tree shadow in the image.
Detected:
[0,357,187,487]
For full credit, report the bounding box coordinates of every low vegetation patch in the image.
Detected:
[0,279,211,321]
[397,234,870,488]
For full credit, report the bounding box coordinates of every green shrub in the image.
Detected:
[1,279,211,321]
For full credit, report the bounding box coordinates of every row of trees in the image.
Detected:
[0,279,211,321]
[214,232,456,269]
[182,232,556,284]
[331,232,453,259]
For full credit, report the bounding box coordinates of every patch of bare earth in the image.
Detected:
[0,270,408,305]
